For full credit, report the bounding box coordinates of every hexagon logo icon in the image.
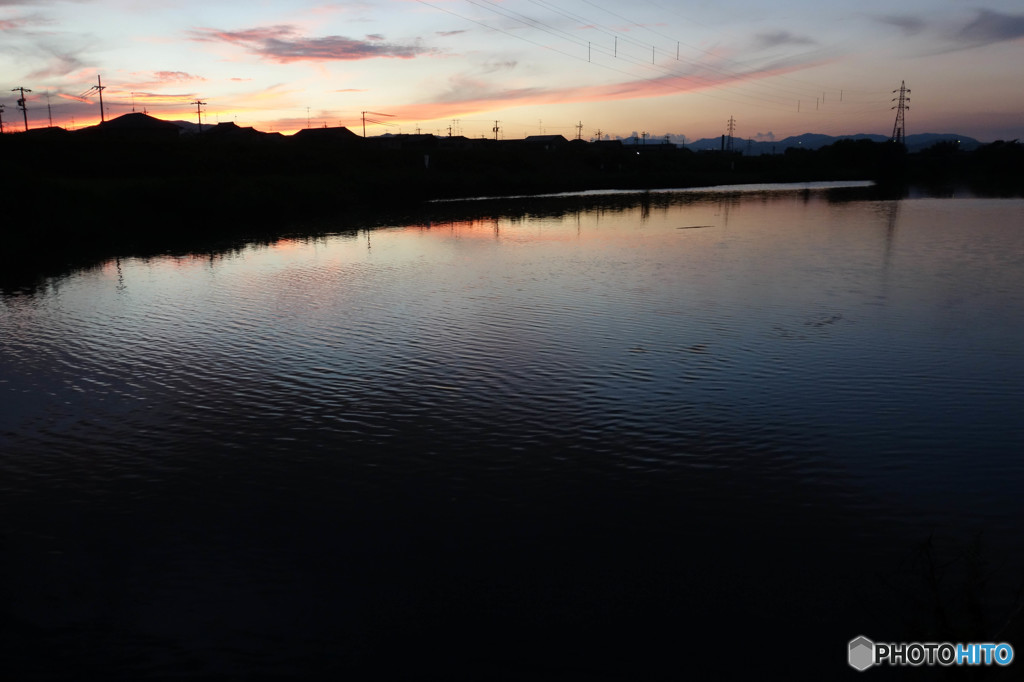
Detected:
[849,636,875,671]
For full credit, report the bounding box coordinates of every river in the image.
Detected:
[2,183,1023,678]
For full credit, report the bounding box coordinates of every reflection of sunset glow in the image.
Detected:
[406,220,505,238]
[271,238,308,251]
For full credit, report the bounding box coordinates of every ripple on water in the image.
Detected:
[4,193,1024,678]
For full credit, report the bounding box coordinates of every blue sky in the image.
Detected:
[2,0,1022,140]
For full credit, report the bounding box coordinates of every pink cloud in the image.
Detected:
[190,24,437,62]
[0,13,48,31]
[151,70,205,82]
[388,59,824,124]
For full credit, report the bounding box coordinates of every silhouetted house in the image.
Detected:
[437,135,475,150]
[368,133,439,151]
[291,126,361,146]
[590,139,624,151]
[18,126,73,140]
[523,135,569,151]
[202,121,267,141]
[83,112,182,141]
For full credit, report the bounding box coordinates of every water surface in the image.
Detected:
[3,186,1023,678]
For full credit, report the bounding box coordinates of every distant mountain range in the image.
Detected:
[676,133,981,154]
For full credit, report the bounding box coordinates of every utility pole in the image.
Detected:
[47,92,53,127]
[362,111,395,137]
[594,128,602,141]
[12,87,31,131]
[641,131,648,145]
[96,75,105,123]
[576,121,583,141]
[726,116,736,152]
[191,99,207,133]
[0,103,5,134]
[492,120,500,140]
[891,80,910,144]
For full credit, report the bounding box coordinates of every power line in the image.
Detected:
[78,75,107,123]
[424,0,887,119]
[422,0,790,113]
[631,0,886,100]
[362,111,396,137]
[527,0,866,106]
[411,0,894,140]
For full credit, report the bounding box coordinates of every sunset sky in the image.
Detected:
[2,0,1022,141]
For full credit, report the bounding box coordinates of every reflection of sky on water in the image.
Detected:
[17,191,1019,517]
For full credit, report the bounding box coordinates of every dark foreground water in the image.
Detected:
[3,184,1024,679]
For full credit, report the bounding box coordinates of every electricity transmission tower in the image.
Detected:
[726,116,737,152]
[12,87,31,131]
[891,81,910,144]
